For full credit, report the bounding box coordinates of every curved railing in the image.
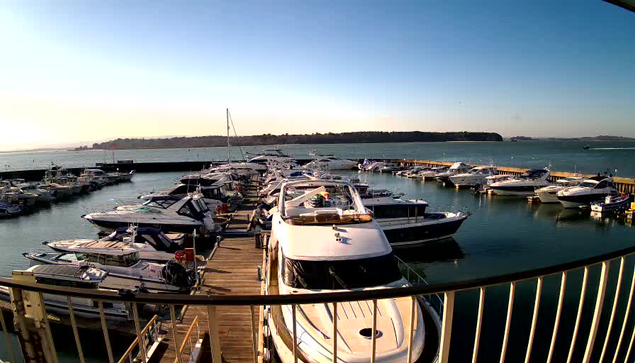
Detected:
[2,244,635,363]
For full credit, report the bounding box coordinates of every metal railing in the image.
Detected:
[3,244,635,362]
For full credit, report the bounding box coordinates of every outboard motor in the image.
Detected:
[161,261,196,288]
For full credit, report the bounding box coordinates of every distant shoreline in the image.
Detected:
[78,131,504,151]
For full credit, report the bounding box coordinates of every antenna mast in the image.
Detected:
[226,108,231,163]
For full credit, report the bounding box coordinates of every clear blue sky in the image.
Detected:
[0,0,633,150]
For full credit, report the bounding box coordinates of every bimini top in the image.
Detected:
[273,180,391,261]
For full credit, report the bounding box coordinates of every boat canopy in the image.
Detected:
[109,227,182,252]
[521,169,549,179]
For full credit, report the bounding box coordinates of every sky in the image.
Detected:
[0,0,633,151]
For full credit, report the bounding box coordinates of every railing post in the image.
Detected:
[582,260,610,363]
[547,272,567,363]
[66,296,86,363]
[500,282,515,363]
[439,291,455,363]
[207,306,223,363]
[98,301,115,363]
[170,305,183,363]
[567,266,589,363]
[292,304,297,363]
[250,305,257,363]
[333,303,338,363]
[471,287,485,363]
[407,296,416,363]
[524,277,543,363]
[600,257,625,362]
[612,265,635,363]
[132,303,148,363]
[0,300,17,363]
[371,299,378,363]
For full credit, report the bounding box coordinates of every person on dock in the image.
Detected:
[248,203,269,247]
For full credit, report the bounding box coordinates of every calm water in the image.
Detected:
[3,140,635,176]
[0,144,634,361]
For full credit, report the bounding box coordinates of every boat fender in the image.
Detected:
[262,348,271,362]
[263,325,270,338]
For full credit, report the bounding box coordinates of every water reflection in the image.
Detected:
[394,237,465,263]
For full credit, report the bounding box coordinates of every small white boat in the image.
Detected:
[0,265,132,321]
[590,194,631,213]
[23,250,195,293]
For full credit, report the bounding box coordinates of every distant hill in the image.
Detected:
[84,131,503,150]
[544,135,635,142]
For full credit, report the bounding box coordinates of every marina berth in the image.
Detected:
[266,179,437,362]
[557,175,620,208]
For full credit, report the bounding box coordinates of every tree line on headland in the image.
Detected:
[85,131,503,150]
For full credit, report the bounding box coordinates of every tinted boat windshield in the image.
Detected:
[282,253,403,289]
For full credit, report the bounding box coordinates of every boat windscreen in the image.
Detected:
[281,253,403,289]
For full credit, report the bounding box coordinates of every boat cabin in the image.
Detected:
[18,265,108,289]
[521,169,550,179]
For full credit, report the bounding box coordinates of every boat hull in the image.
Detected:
[490,185,539,196]
[557,193,615,209]
[377,213,468,248]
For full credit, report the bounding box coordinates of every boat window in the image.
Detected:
[281,253,403,289]
[36,277,97,288]
[595,181,609,189]
[370,204,427,219]
[85,252,140,267]
[579,181,597,188]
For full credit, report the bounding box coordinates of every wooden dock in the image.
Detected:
[158,188,264,363]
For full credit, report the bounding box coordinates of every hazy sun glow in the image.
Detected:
[1,1,634,151]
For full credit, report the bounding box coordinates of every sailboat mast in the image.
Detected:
[226,108,231,163]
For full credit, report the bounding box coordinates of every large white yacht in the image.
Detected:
[489,168,551,196]
[535,177,584,203]
[266,180,438,363]
[303,155,358,170]
[449,166,498,188]
[556,176,619,209]
[248,149,296,165]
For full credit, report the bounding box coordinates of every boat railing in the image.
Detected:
[3,244,635,362]
[396,255,445,314]
[117,314,160,363]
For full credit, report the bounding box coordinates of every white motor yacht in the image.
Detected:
[83,194,217,235]
[266,180,438,363]
[535,177,584,203]
[435,162,471,183]
[556,176,619,209]
[303,155,358,170]
[489,169,551,196]
[420,166,448,181]
[449,166,498,188]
